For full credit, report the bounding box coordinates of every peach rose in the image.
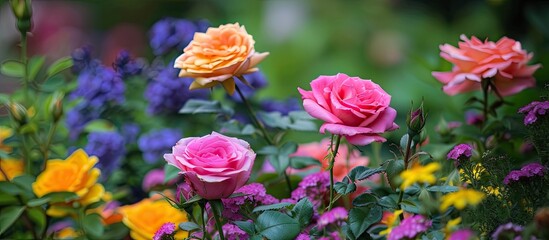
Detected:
[174,23,269,95]
[119,198,189,240]
[32,149,105,216]
[432,35,541,96]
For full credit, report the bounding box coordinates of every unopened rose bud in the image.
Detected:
[407,103,427,137]
[9,0,33,35]
[49,93,64,123]
[8,102,28,125]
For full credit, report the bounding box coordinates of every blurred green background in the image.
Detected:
[1,0,548,137]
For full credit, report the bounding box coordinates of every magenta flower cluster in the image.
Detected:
[519,101,549,125]
[289,172,330,207]
[447,143,473,161]
[222,183,278,221]
[317,207,348,230]
[503,162,546,185]
[152,222,176,240]
[388,215,432,240]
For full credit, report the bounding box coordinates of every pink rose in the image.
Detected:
[164,132,255,199]
[432,35,541,96]
[298,73,399,145]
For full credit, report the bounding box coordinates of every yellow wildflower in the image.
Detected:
[445,217,462,236]
[0,158,24,181]
[379,209,403,236]
[440,188,485,211]
[400,162,441,189]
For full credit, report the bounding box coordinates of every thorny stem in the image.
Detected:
[235,76,274,145]
[328,135,342,211]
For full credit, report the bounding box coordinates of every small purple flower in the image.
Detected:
[153,222,176,240]
[503,170,525,185]
[465,110,484,126]
[261,98,301,115]
[113,50,144,78]
[296,233,310,240]
[504,162,545,185]
[85,131,126,175]
[221,223,249,240]
[448,229,475,240]
[121,123,140,144]
[144,66,209,115]
[491,222,523,240]
[149,18,208,56]
[222,183,279,221]
[71,66,125,107]
[71,45,100,74]
[291,172,330,207]
[229,71,268,102]
[47,220,73,236]
[142,169,177,192]
[175,182,193,203]
[447,143,473,163]
[317,207,348,229]
[387,215,431,240]
[519,101,549,125]
[65,103,101,140]
[138,128,182,163]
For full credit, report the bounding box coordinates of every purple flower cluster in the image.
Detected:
[153,222,176,240]
[387,215,432,240]
[228,71,268,102]
[70,67,125,107]
[317,207,348,230]
[149,18,209,56]
[144,66,210,114]
[504,162,545,185]
[84,131,126,175]
[261,97,301,115]
[447,143,473,166]
[65,104,101,140]
[465,110,484,126]
[222,183,278,221]
[491,222,523,240]
[519,101,549,126]
[448,229,475,240]
[113,50,144,78]
[71,45,100,74]
[138,128,182,163]
[290,172,330,207]
[121,123,140,145]
[221,223,248,240]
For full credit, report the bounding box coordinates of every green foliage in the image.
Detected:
[348,205,382,238]
[0,206,25,235]
[256,211,301,240]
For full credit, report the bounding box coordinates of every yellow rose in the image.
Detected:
[0,158,24,181]
[0,126,13,153]
[32,149,105,216]
[174,22,269,95]
[119,198,189,240]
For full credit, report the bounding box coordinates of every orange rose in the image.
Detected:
[174,23,269,95]
[0,126,13,153]
[119,198,189,240]
[32,149,105,216]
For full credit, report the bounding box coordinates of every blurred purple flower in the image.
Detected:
[121,123,140,145]
[175,182,193,203]
[113,50,145,78]
[261,98,301,115]
[138,128,182,163]
[144,66,209,115]
[221,223,249,240]
[70,66,125,108]
[296,233,310,240]
[447,143,473,165]
[291,172,330,207]
[222,183,279,221]
[519,101,549,126]
[142,169,176,192]
[465,110,484,126]
[153,222,176,240]
[47,220,73,236]
[71,45,100,74]
[503,162,545,185]
[449,229,475,240]
[317,207,348,229]
[85,131,126,175]
[65,103,101,140]
[149,18,208,56]
[491,222,523,240]
[388,215,431,240]
[229,71,268,102]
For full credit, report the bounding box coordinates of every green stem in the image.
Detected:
[41,122,57,170]
[481,79,490,127]
[328,135,342,211]
[21,134,32,174]
[235,76,274,145]
[21,34,29,104]
[200,203,207,240]
[210,201,225,240]
[396,134,414,220]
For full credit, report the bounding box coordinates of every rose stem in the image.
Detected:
[396,133,414,220]
[210,200,226,240]
[235,76,274,145]
[328,134,342,211]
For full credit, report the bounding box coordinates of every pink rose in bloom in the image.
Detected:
[298,73,399,145]
[164,132,255,199]
[432,35,541,96]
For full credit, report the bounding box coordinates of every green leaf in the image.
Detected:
[0,191,19,205]
[28,56,45,81]
[41,75,66,92]
[164,164,180,183]
[256,211,300,240]
[180,195,203,208]
[385,159,404,190]
[334,177,357,195]
[426,186,459,193]
[289,156,321,169]
[179,222,200,231]
[11,174,35,193]
[27,197,51,207]
[352,193,378,207]
[41,192,79,204]
[401,200,421,214]
[348,205,382,238]
[83,119,115,133]
[0,181,24,195]
[280,142,298,155]
[253,202,292,213]
[378,196,398,209]
[268,154,289,174]
[27,207,46,236]
[83,213,104,238]
[293,198,313,228]
[179,99,224,114]
[234,221,255,235]
[46,57,73,78]
[356,167,384,181]
[0,206,26,235]
[0,60,24,77]
[257,146,279,155]
[400,134,414,150]
[348,166,368,181]
[101,222,129,240]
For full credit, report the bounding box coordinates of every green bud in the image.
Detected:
[406,102,427,137]
[8,102,28,125]
[10,0,32,20]
[49,93,64,123]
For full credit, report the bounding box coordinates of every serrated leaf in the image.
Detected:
[46,57,73,78]
[234,221,255,235]
[83,213,104,237]
[378,196,398,209]
[356,167,384,181]
[348,166,368,181]
[0,206,25,235]
[401,200,421,214]
[164,164,180,183]
[256,211,300,240]
[349,205,382,238]
[334,177,356,195]
[179,99,224,114]
[385,159,404,190]
[352,193,378,207]
[179,222,200,231]
[293,198,313,227]
[1,60,24,77]
[253,202,292,213]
